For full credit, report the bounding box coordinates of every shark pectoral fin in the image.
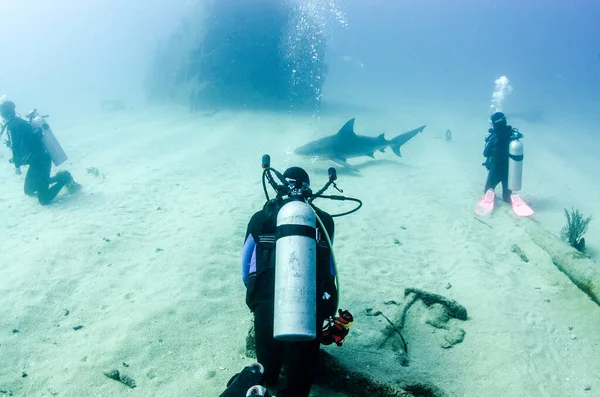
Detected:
[331,157,360,172]
[367,152,375,158]
[378,148,385,153]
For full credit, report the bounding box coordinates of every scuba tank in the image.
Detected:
[273,199,318,342]
[28,110,68,167]
[261,156,362,344]
[508,136,524,192]
[0,95,9,140]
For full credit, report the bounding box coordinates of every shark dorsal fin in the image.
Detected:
[337,118,356,137]
[378,133,385,140]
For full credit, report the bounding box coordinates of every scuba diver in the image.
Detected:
[222,155,360,397]
[1,100,79,205]
[476,112,533,217]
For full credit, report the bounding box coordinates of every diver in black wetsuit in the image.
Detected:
[1,100,78,205]
[219,160,359,397]
[482,112,523,203]
[241,167,338,397]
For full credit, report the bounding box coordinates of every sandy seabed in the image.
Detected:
[1,103,599,397]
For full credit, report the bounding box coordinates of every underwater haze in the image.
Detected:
[1,0,598,121]
[0,0,189,117]
[324,0,600,118]
[2,1,600,397]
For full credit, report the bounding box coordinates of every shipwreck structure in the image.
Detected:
[144,0,329,111]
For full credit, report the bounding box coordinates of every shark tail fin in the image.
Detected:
[390,125,426,157]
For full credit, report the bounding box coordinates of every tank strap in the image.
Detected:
[276,225,317,241]
[509,154,523,161]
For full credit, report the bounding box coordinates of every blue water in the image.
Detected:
[323,0,600,119]
[1,0,598,120]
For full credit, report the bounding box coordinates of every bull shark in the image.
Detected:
[294,118,426,171]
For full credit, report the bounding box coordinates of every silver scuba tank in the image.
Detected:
[31,115,68,167]
[508,139,523,192]
[273,200,317,341]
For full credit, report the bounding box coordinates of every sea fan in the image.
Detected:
[560,207,593,252]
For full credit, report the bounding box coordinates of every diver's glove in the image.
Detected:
[484,131,497,144]
[321,309,354,347]
[481,156,492,170]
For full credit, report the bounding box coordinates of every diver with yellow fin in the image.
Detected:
[1,99,80,205]
[226,155,360,397]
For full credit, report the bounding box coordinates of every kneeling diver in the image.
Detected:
[1,100,79,205]
[221,156,360,397]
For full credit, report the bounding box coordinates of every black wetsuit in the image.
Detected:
[242,199,337,397]
[483,126,516,203]
[5,117,70,205]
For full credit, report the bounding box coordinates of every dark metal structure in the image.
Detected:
[144,0,328,111]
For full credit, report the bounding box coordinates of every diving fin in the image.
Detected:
[475,189,495,216]
[66,181,83,195]
[220,363,265,397]
[246,385,271,396]
[510,194,534,217]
